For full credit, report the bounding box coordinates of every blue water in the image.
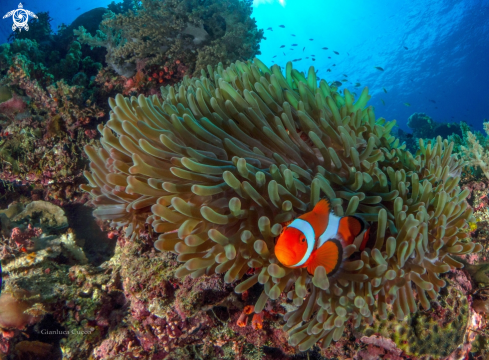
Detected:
[1,0,488,132]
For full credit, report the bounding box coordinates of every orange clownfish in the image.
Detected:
[275,199,370,275]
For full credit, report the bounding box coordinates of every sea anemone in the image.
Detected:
[82,58,481,349]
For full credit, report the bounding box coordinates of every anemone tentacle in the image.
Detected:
[82,57,481,349]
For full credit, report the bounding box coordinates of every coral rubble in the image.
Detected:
[82,57,482,352]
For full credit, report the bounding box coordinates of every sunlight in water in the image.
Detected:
[253,0,286,6]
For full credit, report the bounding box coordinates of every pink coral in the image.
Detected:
[0,94,26,114]
[359,336,402,356]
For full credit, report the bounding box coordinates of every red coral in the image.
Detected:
[10,224,42,248]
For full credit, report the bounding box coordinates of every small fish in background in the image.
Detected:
[383,87,388,93]
[332,64,336,66]
[76,7,81,10]
[343,74,348,77]
[303,47,305,51]
[291,34,296,36]
[404,46,408,50]
[322,47,328,50]
[274,199,370,275]
[341,79,348,82]
[312,58,316,61]
[292,44,297,46]
[279,25,285,28]
[374,66,384,71]
[272,55,277,58]
[381,99,385,105]
[332,81,342,87]
[328,56,331,59]
[267,27,273,31]
[309,38,314,41]
[333,51,339,55]
[354,82,361,87]
[311,54,315,57]
[429,99,436,103]
[404,102,411,107]
[327,69,331,72]
[283,52,285,56]
[280,45,285,48]
[347,52,350,55]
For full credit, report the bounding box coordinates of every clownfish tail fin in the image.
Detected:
[359,226,371,251]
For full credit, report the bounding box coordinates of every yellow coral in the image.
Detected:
[81,58,481,350]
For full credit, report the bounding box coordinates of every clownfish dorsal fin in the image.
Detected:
[312,198,331,216]
[306,239,343,276]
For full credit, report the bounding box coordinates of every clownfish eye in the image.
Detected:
[300,235,306,243]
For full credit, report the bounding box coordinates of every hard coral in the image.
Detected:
[82,57,481,350]
[74,0,264,77]
[360,283,469,358]
[461,122,489,180]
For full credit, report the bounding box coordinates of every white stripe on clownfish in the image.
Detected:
[287,218,316,267]
[274,198,371,275]
[318,212,342,248]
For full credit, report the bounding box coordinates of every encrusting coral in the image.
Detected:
[359,282,469,358]
[81,57,482,351]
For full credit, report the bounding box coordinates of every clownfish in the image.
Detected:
[275,199,370,275]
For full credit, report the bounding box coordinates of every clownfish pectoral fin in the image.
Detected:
[306,239,343,276]
[312,198,331,216]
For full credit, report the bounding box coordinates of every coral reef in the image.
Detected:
[74,0,264,78]
[359,283,469,358]
[407,112,462,140]
[461,121,489,180]
[82,57,482,352]
[0,1,264,205]
[0,199,297,359]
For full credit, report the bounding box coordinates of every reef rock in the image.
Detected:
[10,200,68,232]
